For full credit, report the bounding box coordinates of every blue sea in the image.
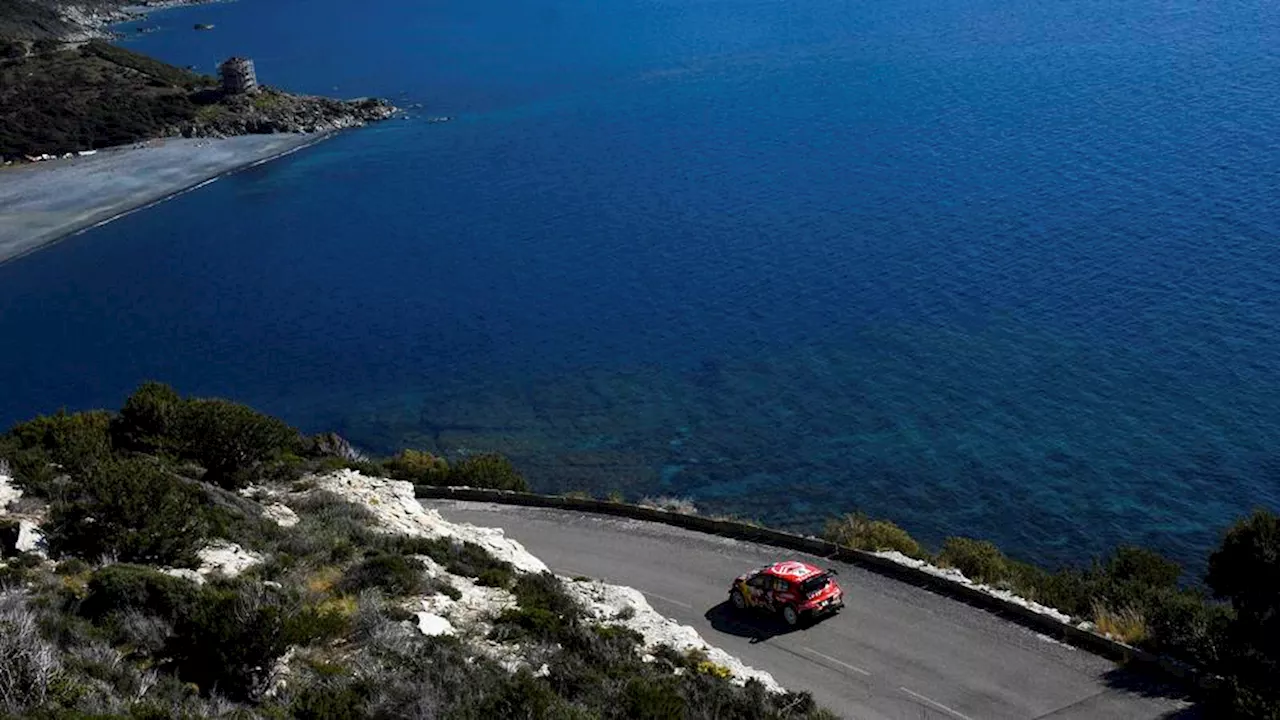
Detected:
[2,0,1278,573]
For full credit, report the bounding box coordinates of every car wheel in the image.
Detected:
[782,605,799,627]
[730,590,746,610]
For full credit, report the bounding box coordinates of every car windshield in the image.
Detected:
[801,573,831,594]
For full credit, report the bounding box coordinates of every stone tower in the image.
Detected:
[218,57,258,95]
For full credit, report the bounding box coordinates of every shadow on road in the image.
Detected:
[1101,667,1204,719]
[704,600,811,644]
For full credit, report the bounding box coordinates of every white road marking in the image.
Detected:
[797,647,871,676]
[642,591,693,608]
[899,687,976,720]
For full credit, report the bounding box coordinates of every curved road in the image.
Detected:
[428,500,1195,720]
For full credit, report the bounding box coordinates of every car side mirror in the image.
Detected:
[828,568,838,576]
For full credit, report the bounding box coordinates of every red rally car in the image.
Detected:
[728,560,844,627]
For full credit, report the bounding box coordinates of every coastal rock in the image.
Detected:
[415,611,455,637]
[196,541,262,578]
[174,91,398,140]
[566,577,782,690]
[313,470,548,574]
[0,471,20,512]
[262,502,300,528]
[305,431,362,461]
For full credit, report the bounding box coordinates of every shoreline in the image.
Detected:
[0,132,331,266]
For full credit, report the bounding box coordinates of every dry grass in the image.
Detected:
[1091,601,1148,644]
[638,496,698,515]
[306,566,343,595]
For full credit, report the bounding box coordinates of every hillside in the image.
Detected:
[0,383,835,719]
[0,41,394,159]
[0,0,165,42]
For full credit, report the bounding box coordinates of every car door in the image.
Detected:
[746,574,771,608]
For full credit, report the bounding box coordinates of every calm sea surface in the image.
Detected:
[2,0,1278,571]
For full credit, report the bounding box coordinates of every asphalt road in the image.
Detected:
[428,500,1197,720]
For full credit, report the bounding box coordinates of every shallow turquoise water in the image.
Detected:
[2,0,1279,571]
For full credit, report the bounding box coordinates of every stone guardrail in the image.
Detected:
[414,485,1211,693]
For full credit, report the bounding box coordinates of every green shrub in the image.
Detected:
[476,567,514,589]
[383,449,448,484]
[493,606,562,640]
[46,457,207,567]
[7,409,113,481]
[53,558,89,576]
[339,554,427,597]
[822,512,926,559]
[110,381,182,453]
[172,398,299,488]
[1105,545,1182,589]
[512,572,580,619]
[388,535,515,586]
[289,677,372,720]
[445,453,529,492]
[621,676,685,719]
[938,537,1009,585]
[81,564,200,624]
[168,580,293,701]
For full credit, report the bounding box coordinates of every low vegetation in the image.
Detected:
[822,509,1280,716]
[0,40,217,159]
[0,383,834,718]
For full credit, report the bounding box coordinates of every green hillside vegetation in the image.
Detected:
[0,40,217,158]
[0,384,835,719]
[823,510,1280,717]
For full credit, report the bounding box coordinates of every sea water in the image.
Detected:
[2,0,1278,572]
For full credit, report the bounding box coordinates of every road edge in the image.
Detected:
[414,485,1212,695]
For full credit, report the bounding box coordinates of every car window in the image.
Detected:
[747,575,769,588]
[773,578,790,592]
[801,573,831,594]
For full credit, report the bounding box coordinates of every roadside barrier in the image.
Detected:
[414,485,1210,692]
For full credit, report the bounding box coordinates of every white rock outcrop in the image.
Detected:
[14,520,45,555]
[567,578,783,691]
[315,470,547,573]
[0,471,21,512]
[262,502,300,528]
[197,541,262,578]
[415,612,455,637]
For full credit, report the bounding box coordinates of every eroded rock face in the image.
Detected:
[261,502,300,528]
[305,432,362,462]
[197,541,262,578]
[415,612,455,637]
[175,93,398,139]
[0,472,21,513]
[314,470,548,574]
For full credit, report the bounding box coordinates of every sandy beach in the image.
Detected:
[0,133,326,264]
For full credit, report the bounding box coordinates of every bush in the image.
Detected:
[168,580,293,701]
[383,449,448,484]
[1105,545,1182,589]
[512,572,580,619]
[46,457,207,566]
[822,512,926,559]
[0,593,60,715]
[1091,601,1148,644]
[339,554,427,597]
[389,535,515,587]
[445,453,529,492]
[938,537,1009,585]
[172,398,299,488]
[110,382,182,453]
[6,409,113,481]
[81,564,200,625]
